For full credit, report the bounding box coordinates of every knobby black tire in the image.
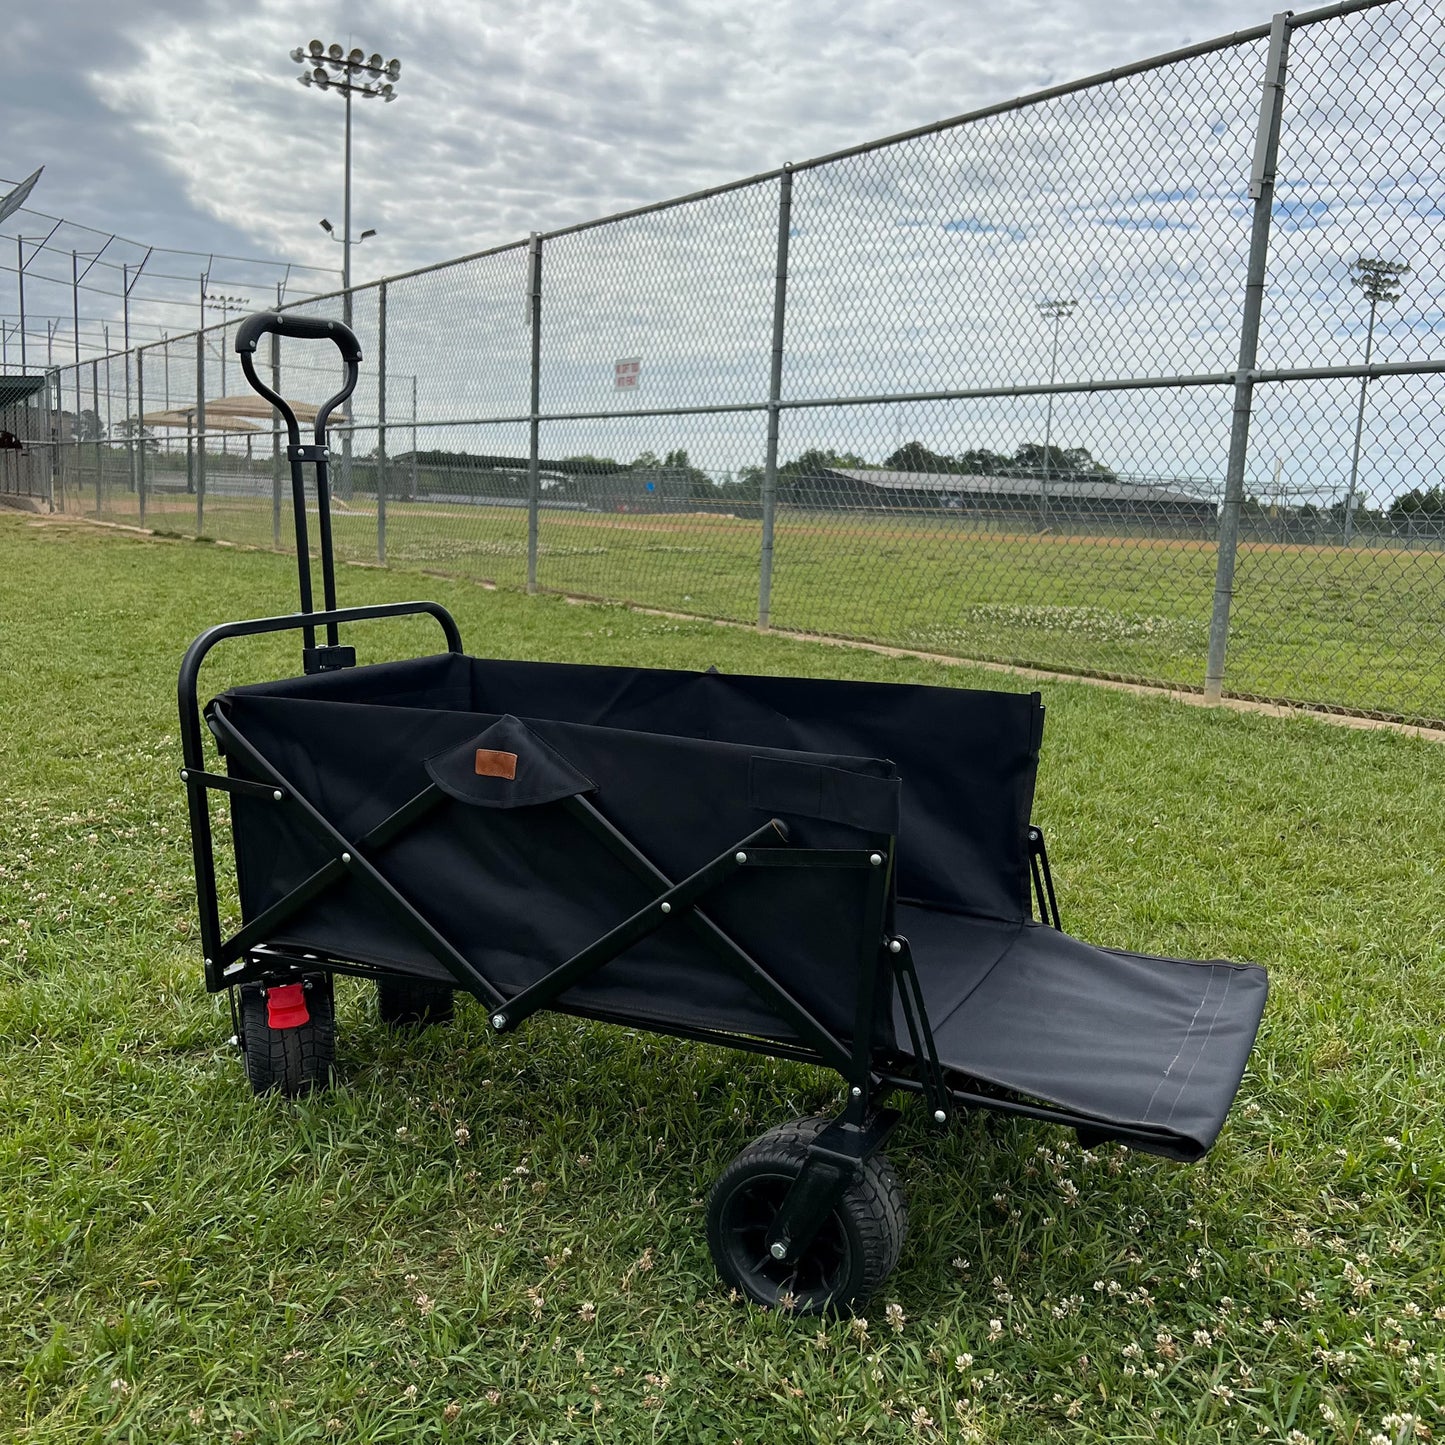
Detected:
[375,975,455,1028]
[707,1115,907,1315]
[239,978,336,1098]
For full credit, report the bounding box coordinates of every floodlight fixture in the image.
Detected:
[319,220,377,247]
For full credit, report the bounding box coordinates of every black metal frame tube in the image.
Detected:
[177,599,464,981]
[560,795,858,1074]
[491,817,789,1032]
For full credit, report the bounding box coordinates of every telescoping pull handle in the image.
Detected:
[233,311,361,446]
[234,311,363,364]
[232,310,365,667]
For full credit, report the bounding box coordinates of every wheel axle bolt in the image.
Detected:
[770,1242,787,1260]
[491,1014,506,1030]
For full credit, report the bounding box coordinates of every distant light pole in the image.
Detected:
[204,292,250,398]
[1037,298,1076,531]
[1343,255,1409,546]
[205,293,249,464]
[291,39,399,500]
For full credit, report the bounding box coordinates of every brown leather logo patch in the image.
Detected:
[474,749,518,780]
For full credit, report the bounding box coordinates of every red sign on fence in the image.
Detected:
[614,357,641,391]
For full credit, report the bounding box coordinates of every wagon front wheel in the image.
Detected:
[239,975,335,1097]
[706,1116,906,1314]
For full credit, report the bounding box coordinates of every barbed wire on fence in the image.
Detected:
[0,188,342,372]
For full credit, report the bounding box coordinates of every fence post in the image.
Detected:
[758,166,794,632]
[377,281,388,565]
[136,348,146,526]
[410,376,418,501]
[91,360,101,517]
[196,330,206,535]
[41,369,53,511]
[1204,12,1291,704]
[50,370,63,512]
[526,232,543,594]
[271,324,282,548]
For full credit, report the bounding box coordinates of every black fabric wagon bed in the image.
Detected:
[211,651,1265,1163]
[178,310,1269,1313]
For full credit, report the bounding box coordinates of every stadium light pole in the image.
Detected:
[290,41,399,322]
[204,292,250,398]
[291,40,399,499]
[1342,255,1409,547]
[1037,298,1076,531]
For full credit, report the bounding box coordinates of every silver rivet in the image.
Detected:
[735,851,748,864]
[491,1014,506,1030]
[770,1242,787,1260]
[888,939,902,954]
[850,1086,862,1098]
[341,852,351,864]
[203,957,213,967]
[869,852,883,866]
[934,1109,947,1124]
[179,768,190,781]
[660,901,672,914]
[273,790,283,802]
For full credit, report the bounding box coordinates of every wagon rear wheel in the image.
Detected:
[706,1116,906,1314]
[239,975,335,1097]
[375,975,455,1028]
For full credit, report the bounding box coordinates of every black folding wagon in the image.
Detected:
[178,314,1268,1312]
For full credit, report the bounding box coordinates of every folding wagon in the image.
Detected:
[178,314,1268,1312]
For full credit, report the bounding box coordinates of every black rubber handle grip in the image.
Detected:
[233,311,363,363]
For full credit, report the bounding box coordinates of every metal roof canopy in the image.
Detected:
[0,375,48,408]
[828,468,1208,507]
[205,395,320,422]
[140,407,261,433]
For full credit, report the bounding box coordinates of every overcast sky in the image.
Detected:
[4,0,1283,282]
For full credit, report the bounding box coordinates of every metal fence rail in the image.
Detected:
[10,0,1445,728]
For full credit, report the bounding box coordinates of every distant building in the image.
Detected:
[788,465,1218,530]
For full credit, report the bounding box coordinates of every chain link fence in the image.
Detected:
[16,0,1445,728]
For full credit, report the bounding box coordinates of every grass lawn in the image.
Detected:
[88,484,1445,728]
[2,511,1443,1443]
